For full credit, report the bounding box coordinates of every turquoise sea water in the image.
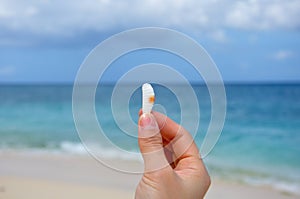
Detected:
[0,84,299,194]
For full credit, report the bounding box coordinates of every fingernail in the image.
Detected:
[139,113,158,130]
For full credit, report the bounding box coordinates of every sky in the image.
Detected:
[0,0,299,83]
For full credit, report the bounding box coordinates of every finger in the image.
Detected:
[138,113,170,172]
[152,111,200,161]
[139,110,199,159]
[139,109,167,132]
[163,144,177,169]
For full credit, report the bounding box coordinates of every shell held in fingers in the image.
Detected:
[142,83,155,114]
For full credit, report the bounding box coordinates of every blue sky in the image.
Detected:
[0,0,299,83]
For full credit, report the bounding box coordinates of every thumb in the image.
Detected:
[138,113,169,172]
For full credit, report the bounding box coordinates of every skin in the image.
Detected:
[135,110,211,199]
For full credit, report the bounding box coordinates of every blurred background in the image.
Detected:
[0,0,299,198]
[1,0,299,83]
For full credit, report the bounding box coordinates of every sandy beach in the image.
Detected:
[0,151,297,199]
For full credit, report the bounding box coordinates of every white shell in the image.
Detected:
[142,83,155,114]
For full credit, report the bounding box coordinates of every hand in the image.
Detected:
[135,111,211,199]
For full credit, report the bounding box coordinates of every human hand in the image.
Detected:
[135,111,210,199]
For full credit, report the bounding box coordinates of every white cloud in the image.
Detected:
[209,29,228,43]
[0,66,16,76]
[272,50,294,60]
[0,0,299,40]
[226,0,300,30]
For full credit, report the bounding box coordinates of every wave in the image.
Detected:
[207,163,300,196]
[60,141,88,155]
[0,140,143,162]
[1,141,299,196]
[59,141,143,161]
[244,177,300,195]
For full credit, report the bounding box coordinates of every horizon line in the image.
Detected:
[0,80,300,86]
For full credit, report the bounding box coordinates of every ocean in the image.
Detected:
[0,84,299,194]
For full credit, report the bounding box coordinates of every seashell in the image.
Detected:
[142,83,155,114]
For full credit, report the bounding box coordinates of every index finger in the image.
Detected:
[139,109,199,160]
